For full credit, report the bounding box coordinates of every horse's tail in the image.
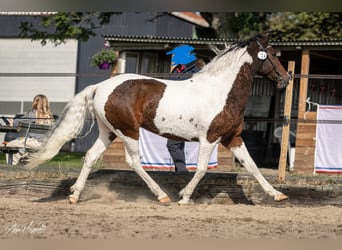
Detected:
[25,84,98,170]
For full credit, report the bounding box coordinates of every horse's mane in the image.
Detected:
[216,33,267,58]
[194,34,267,77]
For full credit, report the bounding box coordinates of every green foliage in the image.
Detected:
[43,152,85,168]
[201,12,342,41]
[91,49,117,67]
[20,12,120,46]
[200,12,270,39]
[19,12,341,46]
[267,12,342,40]
[230,12,270,39]
[0,152,85,168]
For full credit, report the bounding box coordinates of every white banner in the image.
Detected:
[139,128,218,170]
[314,105,342,173]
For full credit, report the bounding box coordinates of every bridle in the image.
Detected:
[256,40,286,82]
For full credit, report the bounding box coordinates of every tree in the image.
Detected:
[200,12,342,40]
[199,12,270,39]
[19,12,342,45]
[266,12,342,40]
[20,12,120,45]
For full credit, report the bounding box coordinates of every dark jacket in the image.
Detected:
[169,60,201,81]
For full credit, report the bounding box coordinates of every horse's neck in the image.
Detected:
[195,47,256,115]
[198,47,254,80]
[194,47,255,95]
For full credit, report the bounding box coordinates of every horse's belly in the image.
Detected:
[153,105,217,140]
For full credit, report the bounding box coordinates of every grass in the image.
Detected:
[0,151,86,168]
[43,152,86,168]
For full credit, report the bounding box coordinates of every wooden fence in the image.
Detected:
[293,112,317,174]
[102,138,235,172]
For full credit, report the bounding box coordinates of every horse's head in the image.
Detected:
[251,34,291,89]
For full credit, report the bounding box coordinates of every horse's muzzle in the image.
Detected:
[277,72,291,89]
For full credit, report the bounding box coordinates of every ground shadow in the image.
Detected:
[30,170,254,205]
[32,178,76,203]
[89,170,253,205]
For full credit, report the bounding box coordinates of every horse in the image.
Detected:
[25,34,291,205]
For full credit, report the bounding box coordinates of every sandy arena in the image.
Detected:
[1,177,342,239]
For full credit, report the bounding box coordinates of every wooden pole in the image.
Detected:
[293,49,311,174]
[297,49,310,118]
[278,61,295,182]
[111,51,122,77]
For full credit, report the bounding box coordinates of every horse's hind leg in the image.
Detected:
[69,123,113,204]
[229,141,288,201]
[122,136,170,203]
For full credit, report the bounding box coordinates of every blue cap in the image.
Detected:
[166,45,196,66]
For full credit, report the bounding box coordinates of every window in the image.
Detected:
[125,52,169,75]
[125,52,139,73]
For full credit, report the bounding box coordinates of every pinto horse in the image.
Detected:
[26,34,291,204]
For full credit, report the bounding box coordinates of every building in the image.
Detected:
[0,12,208,152]
[1,12,341,173]
[102,34,342,172]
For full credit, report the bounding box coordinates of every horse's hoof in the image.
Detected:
[178,198,194,206]
[68,196,78,204]
[158,195,171,203]
[274,193,288,201]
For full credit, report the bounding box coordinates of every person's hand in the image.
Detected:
[8,118,14,126]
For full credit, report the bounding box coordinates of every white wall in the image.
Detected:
[0,38,78,105]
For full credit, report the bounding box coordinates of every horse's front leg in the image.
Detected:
[178,142,216,205]
[229,141,288,201]
[123,136,171,203]
[69,134,112,204]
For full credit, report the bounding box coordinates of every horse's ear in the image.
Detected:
[255,33,270,44]
[263,32,271,42]
[266,33,271,40]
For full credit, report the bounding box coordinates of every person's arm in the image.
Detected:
[1,116,12,126]
[13,111,35,127]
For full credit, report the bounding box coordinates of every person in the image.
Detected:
[166,47,205,172]
[5,94,55,165]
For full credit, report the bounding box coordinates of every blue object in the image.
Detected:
[166,45,196,66]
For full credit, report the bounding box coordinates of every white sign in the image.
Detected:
[257,51,267,60]
[139,128,218,170]
[315,105,342,173]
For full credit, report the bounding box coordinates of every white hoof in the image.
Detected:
[158,195,171,204]
[68,195,78,204]
[274,193,288,201]
[178,198,194,206]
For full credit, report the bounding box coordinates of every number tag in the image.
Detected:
[257,51,267,60]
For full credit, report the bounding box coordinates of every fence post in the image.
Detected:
[278,61,295,182]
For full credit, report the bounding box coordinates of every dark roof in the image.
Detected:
[103,35,225,51]
[103,34,231,45]
[103,34,342,50]
[169,12,209,27]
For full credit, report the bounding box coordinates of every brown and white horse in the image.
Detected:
[26,34,291,204]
